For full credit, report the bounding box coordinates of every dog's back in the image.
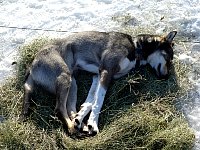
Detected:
[51,31,135,75]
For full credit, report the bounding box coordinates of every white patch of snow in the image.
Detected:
[178,53,196,61]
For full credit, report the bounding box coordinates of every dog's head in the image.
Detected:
[146,31,177,79]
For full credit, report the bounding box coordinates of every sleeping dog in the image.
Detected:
[20,31,177,136]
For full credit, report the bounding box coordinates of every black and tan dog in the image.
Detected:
[20,31,177,136]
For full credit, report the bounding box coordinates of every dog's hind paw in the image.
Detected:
[74,118,82,130]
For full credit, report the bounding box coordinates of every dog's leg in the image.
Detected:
[19,75,34,121]
[74,75,98,130]
[67,77,77,120]
[87,70,112,136]
[55,73,75,135]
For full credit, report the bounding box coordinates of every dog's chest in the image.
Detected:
[114,58,136,78]
[119,58,135,70]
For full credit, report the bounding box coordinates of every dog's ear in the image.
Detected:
[166,31,177,43]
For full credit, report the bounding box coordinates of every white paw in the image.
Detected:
[87,123,99,136]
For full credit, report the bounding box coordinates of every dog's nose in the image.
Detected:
[158,74,169,80]
[156,64,169,80]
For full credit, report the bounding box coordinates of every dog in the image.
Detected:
[19,31,177,136]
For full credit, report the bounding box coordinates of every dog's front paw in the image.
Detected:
[87,123,99,136]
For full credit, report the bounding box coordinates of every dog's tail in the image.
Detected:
[24,68,30,81]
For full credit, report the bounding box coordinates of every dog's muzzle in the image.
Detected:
[157,63,169,80]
